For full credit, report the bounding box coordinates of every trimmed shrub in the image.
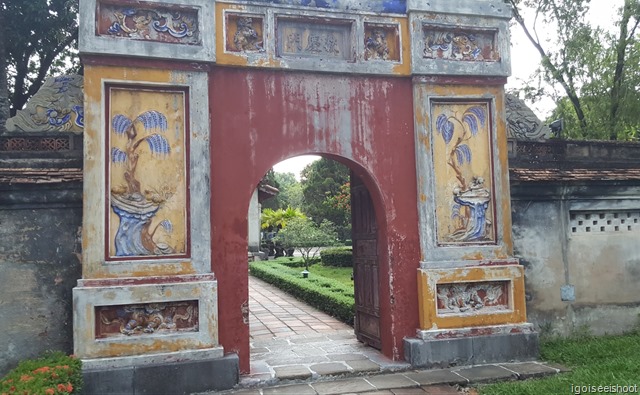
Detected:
[320,247,353,267]
[250,261,354,325]
[0,351,82,394]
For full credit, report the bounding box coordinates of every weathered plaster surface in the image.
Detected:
[512,182,640,336]
[215,3,411,75]
[224,0,407,14]
[73,277,221,359]
[414,83,513,265]
[0,184,82,376]
[79,0,215,62]
[82,66,210,278]
[417,265,527,330]
[209,68,421,371]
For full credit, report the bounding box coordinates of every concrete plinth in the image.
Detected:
[404,325,539,369]
[82,353,239,394]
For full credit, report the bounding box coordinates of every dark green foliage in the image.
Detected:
[509,0,640,140]
[271,256,319,268]
[320,247,353,267]
[301,158,351,240]
[0,351,83,394]
[250,261,354,325]
[4,0,81,115]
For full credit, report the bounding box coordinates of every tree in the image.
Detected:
[275,217,338,270]
[509,0,640,140]
[3,0,80,116]
[260,207,306,232]
[301,158,351,240]
[261,171,304,211]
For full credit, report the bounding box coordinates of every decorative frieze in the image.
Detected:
[96,301,199,338]
[423,27,499,62]
[97,2,200,45]
[436,281,509,315]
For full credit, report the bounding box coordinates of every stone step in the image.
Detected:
[208,361,568,395]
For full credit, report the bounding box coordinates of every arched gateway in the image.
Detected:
[73,0,537,392]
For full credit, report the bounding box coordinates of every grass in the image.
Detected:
[269,257,354,288]
[306,264,354,288]
[478,331,640,394]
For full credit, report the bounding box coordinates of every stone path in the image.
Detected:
[204,277,566,394]
[243,277,409,386]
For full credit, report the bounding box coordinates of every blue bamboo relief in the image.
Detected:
[435,105,493,242]
[110,110,175,257]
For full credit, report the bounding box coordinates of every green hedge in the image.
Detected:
[249,261,354,325]
[270,257,320,268]
[320,247,353,267]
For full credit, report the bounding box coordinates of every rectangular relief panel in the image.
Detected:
[364,23,401,62]
[436,281,509,316]
[276,17,354,61]
[96,1,201,45]
[431,101,496,245]
[96,300,199,338]
[225,13,265,53]
[423,26,499,62]
[106,85,189,261]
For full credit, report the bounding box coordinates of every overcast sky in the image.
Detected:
[275,1,624,177]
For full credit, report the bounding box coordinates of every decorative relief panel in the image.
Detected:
[276,18,354,61]
[364,23,400,62]
[5,75,83,133]
[423,26,499,62]
[96,300,199,338]
[436,281,509,315]
[225,14,264,52]
[97,2,200,45]
[107,85,189,260]
[431,101,496,245]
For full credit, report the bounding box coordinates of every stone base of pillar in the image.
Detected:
[81,352,239,394]
[404,324,539,369]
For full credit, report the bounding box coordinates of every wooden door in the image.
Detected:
[350,173,381,349]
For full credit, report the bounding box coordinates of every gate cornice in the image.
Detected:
[80,0,512,77]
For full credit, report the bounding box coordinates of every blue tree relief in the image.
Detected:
[435,105,492,242]
[110,110,175,256]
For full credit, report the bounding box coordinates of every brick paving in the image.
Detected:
[204,277,565,394]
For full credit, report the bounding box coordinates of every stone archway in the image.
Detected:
[74,1,536,392]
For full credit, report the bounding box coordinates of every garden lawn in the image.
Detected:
[478,331,640,394]
[307,264,353,288]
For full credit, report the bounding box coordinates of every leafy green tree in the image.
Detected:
[301,158,351,240]
[3,0,80,115]
[275,217,338,270]
[261,171,304,211]
[260,207,306,232]
[509,0,640,140]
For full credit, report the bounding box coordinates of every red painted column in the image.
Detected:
[210,67,421,372]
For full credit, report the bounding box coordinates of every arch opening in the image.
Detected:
[244,154,394,380]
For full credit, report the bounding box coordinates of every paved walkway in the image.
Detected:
[244,276,409,386]
[209,277,565,394]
